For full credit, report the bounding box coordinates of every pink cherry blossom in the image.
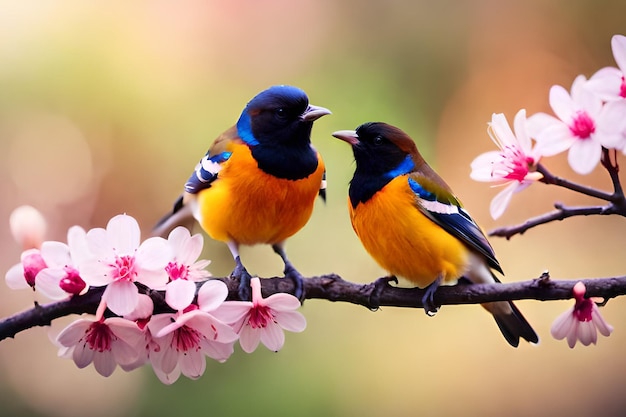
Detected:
[148,303,238,384]
[587,34,626,102]
[528,75,626,174]
[5,226,91,299]
[551,281,613,348]
[80,214,171,316]
[163,227,211,311]
[5,249,46,290]
[56,316,144,377]
[470,110,543,219]
[212,277,306,353]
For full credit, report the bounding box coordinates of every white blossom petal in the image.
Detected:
[107,215,141,256]
[165,279,198,311]
[612,34,626,74]
[197,280,229,312]
[103,280,139,316]
[36,268,71,300]
[568,139,602,175]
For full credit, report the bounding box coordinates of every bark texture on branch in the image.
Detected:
[2,272,625,342]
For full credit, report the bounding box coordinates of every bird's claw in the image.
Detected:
[232,257,252,301]
[284,264,305,302]
[369,276,398,311]
[422,277,442,316]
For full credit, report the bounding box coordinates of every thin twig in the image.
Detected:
[489,202,616,239]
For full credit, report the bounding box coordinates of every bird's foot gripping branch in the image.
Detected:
[3,33,626,384]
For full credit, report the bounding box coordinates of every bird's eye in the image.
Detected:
[275,108,287,119]
[373,135,385,145]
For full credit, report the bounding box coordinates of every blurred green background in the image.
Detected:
[1,1,626,416]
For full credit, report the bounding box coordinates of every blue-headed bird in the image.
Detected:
[333,122,538,347]
[154,85,330,300]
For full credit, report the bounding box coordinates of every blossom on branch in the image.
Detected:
[528,75,626,174]
[56,315,145,377]
[80,214,171,316]
[587,34,626,102]
[163,227,212,311]
[551,282,613,348]
[470,110,542,219]
[212,277,306,353]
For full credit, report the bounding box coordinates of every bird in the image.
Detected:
[154,85,330,301]
[332,122,538,347]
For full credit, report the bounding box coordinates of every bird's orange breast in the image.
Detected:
[349,176,469,287]
[197,142,324,245]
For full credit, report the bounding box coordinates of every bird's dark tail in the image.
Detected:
[152,195,196,238]
[489,301,539,347]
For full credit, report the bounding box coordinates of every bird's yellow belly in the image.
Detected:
[349,177,469,287]
[197,150,324,245]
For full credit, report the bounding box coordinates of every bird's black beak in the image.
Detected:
[332,130,359,146]
[302,104,332,122]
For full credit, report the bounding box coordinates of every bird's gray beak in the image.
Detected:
[332,130,359,146]
[302,104,332,122]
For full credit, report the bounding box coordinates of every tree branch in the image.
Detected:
[489,202,617,239]
[2,272,626,342]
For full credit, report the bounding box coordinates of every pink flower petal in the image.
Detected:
[612,34,626,73]
[260,321,286,352]
[158,337,179,375]
[535,124,576,157]
[93,350,117,377]
[263,293,302,311]
[5,263,31,290]
[188,315,238,344]
[201,340,235,362]
[211,301,253,324]
[197,280,229,312]
[40,241,72,268]
[587,67,623,101]
[124,293,154,321]
[67,226,92,265]
[36,268,71,300]
[168,227,204,264]
[103,280,139,316]
[86,227,113,260]
[592,307,614,337]
[577,321,597,346]
[107,215,140,256]
[57,319,91,347]
[275,310,307,332]
[489,182,517,220]
[79,259,114,287]
[239,326,261,353]
[179,350,206,379]
[72,342,95,368]
[135,237,171,271]
[568,139,602,175]
[165,279,198,311]
[550,85,577,122]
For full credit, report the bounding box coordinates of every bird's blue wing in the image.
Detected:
[184,151,232,194]
[408,176,503,273]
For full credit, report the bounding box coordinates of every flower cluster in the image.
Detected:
[471,34,626,220]
[5,210,306,383]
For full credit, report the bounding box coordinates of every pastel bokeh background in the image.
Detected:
[1,1,626,416]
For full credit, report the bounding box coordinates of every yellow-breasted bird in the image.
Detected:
[154,85,330,300]
[333,122,538,347]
